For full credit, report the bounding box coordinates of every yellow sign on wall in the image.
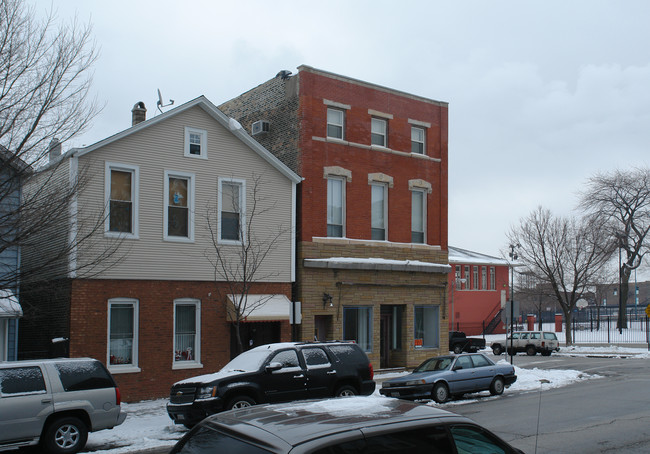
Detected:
[645,305,650,318]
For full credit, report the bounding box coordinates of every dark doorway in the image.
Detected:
[314,315,332,341]
[380,305,403,368]
[230,322,280,359]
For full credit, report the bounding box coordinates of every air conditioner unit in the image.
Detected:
[251,120,270,135]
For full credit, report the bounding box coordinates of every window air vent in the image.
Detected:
[251,120,270,136]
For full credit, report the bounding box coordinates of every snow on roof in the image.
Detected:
[448,246,509,266]
[304,257,451,273]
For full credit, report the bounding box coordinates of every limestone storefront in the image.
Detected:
[296,238,451,370]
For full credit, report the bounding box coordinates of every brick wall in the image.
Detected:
[68,279,292,402]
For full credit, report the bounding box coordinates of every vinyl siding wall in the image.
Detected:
[75,106,294,282]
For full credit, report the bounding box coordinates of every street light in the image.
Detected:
[508,243,520,365]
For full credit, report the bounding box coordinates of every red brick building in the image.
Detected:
[448,246,509,335]
[221,66,451,369]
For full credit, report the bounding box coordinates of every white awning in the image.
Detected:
[227,294,292,322]
[0,290,22,318]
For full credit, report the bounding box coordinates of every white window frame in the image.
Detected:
[326,108,345,140]
[411,126,425,154]
[218,177,246,245]
[473,266,479,290]
[490,267,496,290]
[371,118,387,147]
[327,177,345,237]
[411,189,426,243]
[464,265,470,289]
[482,266,487,290]
[104,162,139,239]
[371,183,388,241]
[164,170,195,242]
[107,298,140,374]
[173,298,202,369]
[184,127,208,159]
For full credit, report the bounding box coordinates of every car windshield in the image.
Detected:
[220,350,270,373]
[413,357,453,372]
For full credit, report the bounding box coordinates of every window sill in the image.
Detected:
[173,362,203,370]
[164,236,195,243]
[104,232,139,240]
[108,366,141,374]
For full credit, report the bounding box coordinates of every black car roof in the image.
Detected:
[198,397,469,448]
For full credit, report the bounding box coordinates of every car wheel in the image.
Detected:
[492,345,503,356]
[453,345,463,354]
[335,385,358,397]
[226,395,256,410]
[526,346,537,356]
[432,382,449,403]
[489,377,505,396]
[42,416,88,454]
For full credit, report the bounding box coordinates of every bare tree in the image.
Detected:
[204,175,291,356]
[508,207,614,345]
[579,168,650,330]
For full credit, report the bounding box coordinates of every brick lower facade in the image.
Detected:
[296,239,449,370]
[66,279,291,402]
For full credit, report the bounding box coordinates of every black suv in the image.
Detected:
[167,341,375,427]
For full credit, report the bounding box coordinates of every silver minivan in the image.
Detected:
[0,358,126,453]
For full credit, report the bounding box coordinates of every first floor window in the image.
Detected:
[174,300,200,365]
[327,178,344,237]
[343,307,373,352]
[482,266,487,290]
[108,299,138,368]
[371,184,387,240]
[490,267,496,290]
[411,190,425,243]
[414,306,439,348]
[371,118,387,147]
[220,180,244,242]
[455,265,461,289]
[165,171,194,241]
[473,266,479,290]
[464,265,470,289]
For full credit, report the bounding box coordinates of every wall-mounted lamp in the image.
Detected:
[322,293,334,308]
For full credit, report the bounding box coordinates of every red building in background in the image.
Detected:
[448,246,509,335]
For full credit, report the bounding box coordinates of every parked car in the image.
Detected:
[169,396,524,453]
[167,341,375,428]
[449,330,486,354]
[491,330,560,356]
[0,358,126,454]
[379,353,516,403]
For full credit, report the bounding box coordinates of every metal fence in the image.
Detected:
[565,306,650,344]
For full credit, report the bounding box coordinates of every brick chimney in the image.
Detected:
[131,102,147,126]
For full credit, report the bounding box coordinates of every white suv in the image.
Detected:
[0,358,126,453]
[491,331,560,356]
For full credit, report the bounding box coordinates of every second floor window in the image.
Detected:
[464,265,470,289]
[473,266,479,290]
[371,118,387,147]
[490,266,496,290]
[165,171,194,241]
[109,169,133,233]
[411,126,425,154]
[220,179,244,242]
[327,178,344,237]
[184,127,207,158]
[482,266,487,290]
[411,190,425,243]
[371,184,387,241]
[327,108,344,139]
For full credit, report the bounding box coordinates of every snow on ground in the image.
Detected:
[85,345,648,454]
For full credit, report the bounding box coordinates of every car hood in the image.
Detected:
[173,369,251,387]
[385,370,446,384]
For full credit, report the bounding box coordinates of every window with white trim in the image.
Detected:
[105,163,139,237]
[482,266,487,290]
[371,118,387,147]
[184,127,207,158]
[411,189,425,243]
[464,265,470,289]
[327,108,344,139]
[411,126,425,154]
[174,299,201,367]
[164,171,194,241]
[371,184,387,240]
[490,266,496,290]
[455,266,461,290]
[108,299,139,371]
[219,178,245,243]
[473,266,479,290]
[327,177,345,237]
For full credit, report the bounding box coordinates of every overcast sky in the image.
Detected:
[36,1,650,269]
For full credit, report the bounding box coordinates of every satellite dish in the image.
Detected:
[156,89,174,113]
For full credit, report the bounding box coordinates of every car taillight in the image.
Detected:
[369,362,374,380]
[115,387,121,406]
[542,341,545,347]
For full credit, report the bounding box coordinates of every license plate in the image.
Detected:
[391,392,400,397]
[176,415,184,421]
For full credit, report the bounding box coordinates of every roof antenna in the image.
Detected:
[157,89,174,113]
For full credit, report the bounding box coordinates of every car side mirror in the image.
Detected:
[453,364,463,371]
[266,361,283,372]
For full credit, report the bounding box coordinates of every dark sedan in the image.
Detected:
[380,353,516,403]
